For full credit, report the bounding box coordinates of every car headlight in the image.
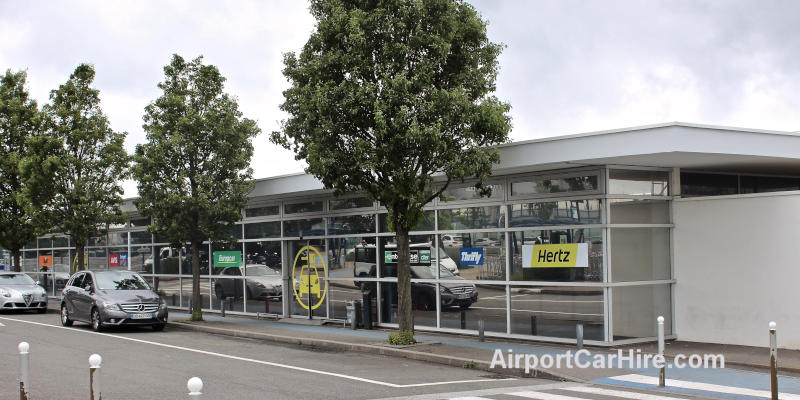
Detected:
[0,288,10,297]
[102,301,120,311]
[439,286,451,294]
[159,297,166,308]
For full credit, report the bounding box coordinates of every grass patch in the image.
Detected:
[387,330,415,346]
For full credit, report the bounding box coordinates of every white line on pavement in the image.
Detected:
[608,374,800,400]
[562,385,689,400]
[449,397,494,400]
[0,315,514,389]
[508,390,586,399]
[0,322,4,326]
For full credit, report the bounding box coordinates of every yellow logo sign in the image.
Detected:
[522,243,588,268]
[292,245,327,310]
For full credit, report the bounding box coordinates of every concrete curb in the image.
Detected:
[170,321,582,382]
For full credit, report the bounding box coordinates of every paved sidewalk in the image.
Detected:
[164,309,800,399]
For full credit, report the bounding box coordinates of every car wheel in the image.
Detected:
[91,308,104,332]
[60,304,73,326]
[152,323,166,332]
[215,285,225,300]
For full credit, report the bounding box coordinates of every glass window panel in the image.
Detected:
[509,199,601,227]
[245,221,280,239]
[328,214,375,235]
[328,237,377,282]
[181,277,211,309]
[53,250,70,297]
[509,285,604,340]
[440,284,506,333]
[130,246,151,273]
[88,236,106,247]
[509,228,603,282]
[378,235,436,278]
[22,251,36,272]
[88,248,107,270]
[152,276,180,306]
[52,236,70,248]
[284,200,323,214]
[211,243,242,275]
[130,217,150,227]
[328,280,370,321]
[440,183,503,202]
[377,281,437,328]
[680,172,738,197]
[287,239,327,318]
[438,232,505,280]
[245,276,283,314]
[179,244,210,275]
[107,232,128,246]
[330,196,373,210]
[511,175,598,196]
[741,175,800,194]
[609,169,669,196]
[107,247,128,269]
[245,205,279,218]
[153,246,181,274]
[613,284,672,340]
[610,199,670,224]
[244,241,282,271]
[211,277,245,312]
[283,218,325,237]
[379,210,435,232]
[130,231,152,245]
[610,228,670,282]
[438,206,506,231]
[38,237,52,249]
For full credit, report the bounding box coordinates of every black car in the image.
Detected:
[60,270,168,331]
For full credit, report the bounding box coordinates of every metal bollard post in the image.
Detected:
[89,354,102,400]
[18,342,30,400]
[220,299,226,317]
[657,316,665,387]
[576,323,584,350]
[530,316,537,336]
[172,293,177,306]
[187,377,203,398]
[460,309,466,329]
[478,320,485,342]
[265,298,270,314]
[769,321,778,400]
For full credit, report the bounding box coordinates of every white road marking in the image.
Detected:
[0,322,4,326]
[508,390,585,399]
[608,374,800,400]
[0,315,514,388]
[562,385,688,400]
[449,397,494,400]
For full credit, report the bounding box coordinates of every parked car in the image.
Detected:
[0,273,48,313]
[474,237,500,247]
[214,265,282,301]
[60,270,167,331]
[410,264,478,310]
[440,234,463,248]
[353,242,459,278]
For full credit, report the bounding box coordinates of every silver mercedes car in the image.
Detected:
[0,272,48,313]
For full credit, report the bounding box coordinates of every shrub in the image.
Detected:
[388,330,415,346]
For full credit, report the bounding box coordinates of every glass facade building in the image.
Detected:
[20,166,675,346]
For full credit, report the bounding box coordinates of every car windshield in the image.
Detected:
[95,272,150,290]
[0,274,36,285]
[246,266,278,276]
[410,264,456,279]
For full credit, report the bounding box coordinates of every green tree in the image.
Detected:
[272,0,511,335]
[24,64,129,274]
[0,70,42,272]
[132,55,260,321]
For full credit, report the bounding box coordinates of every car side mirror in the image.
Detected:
[35,281,41,286]
[84,284,93,293]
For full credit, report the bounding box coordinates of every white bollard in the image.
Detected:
[769,321,778,400]
[187,377,203,398]
[89,354,102,400]
[657,316,665,387]
[19,342,30,400]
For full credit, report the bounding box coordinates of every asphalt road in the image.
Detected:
[0,310,548,400]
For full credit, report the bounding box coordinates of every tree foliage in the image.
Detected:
[23,64,129,274]
[132,54,260,320]
[272,0,511,333]
[0,70,42,271]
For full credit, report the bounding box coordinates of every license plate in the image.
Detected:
[130,313,152,319]
[457,294,470,299]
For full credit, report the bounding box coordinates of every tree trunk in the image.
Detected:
[396,227,413,333]
[190,241,203,320]
[12,251,21,273]
[75,244,86,274]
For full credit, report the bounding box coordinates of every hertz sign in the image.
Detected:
[522,244,588,268]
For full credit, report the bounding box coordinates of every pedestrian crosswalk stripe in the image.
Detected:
[607,374,800,400]
[507,391,587,400]
[561,385,688,400]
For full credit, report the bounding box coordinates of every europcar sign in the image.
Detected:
[522,243,588,268]
[213,251,242,268]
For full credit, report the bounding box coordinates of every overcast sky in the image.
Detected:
[2,0,799,197]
